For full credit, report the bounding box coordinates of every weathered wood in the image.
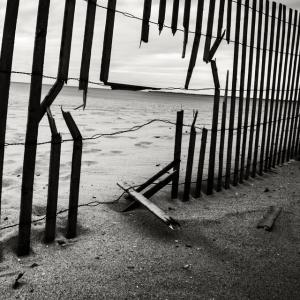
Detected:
[217,71,229,192]
[0,0,20,216]
[18,0,51,256]
[62,110,82,239]
[182,0,191,58]
[217,0,226,37]
[171,110,184,199]
[185,0,204,89]
[245,0,263,180]
[195,128,208,198]
[257,206,282,231]
[79,0,97,108]
[158,0,166,34]
[278,9,297,165]
[240,0,257,182]
[253,0,271,177]
[171,0,179,35]
[100,0,117,83]
[141,0,152,44]
[207,61,221,194]
[203,0,216,62]
[226,0,232,43]
[45,109,62,243]
[224,0,242,188]
[118,183,180,230]
[233,0,249,185]
[207,30,226,62]
[183,112,198,201]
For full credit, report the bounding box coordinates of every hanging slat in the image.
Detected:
[158,0,166,34]
[141,0,152,44]
[226,0,232,43]
[204,0,216,62]
[217,0,226,37]
[171,0,180,35]
[182,0,191,58]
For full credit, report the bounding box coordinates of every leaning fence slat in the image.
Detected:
[240,0,257,182]
[141,0,152,44]
[245,0,263,180]
[0,0,20,216]
[253,0,271,176]
[17,0,51,256]
[226,0,232,43]
[195,128,208,198]
[171,110,184,199]
[185,0,204,89]
[207,61,220,194]
[158,0,166,34]
[183,112,198,201]
[171,0,179,35]
[182,0,191,58]
[45,109,61,243]
[79,0,97,108]
[217,0,226,37]
[233,0,249,185]
[203,0,216,62]
[100,0,117,84]
[217,71,229,192]
[224,0,242,188]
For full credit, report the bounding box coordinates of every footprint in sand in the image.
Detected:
[134,141,153,148]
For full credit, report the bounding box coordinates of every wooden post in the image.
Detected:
[217,71,229,192]
[44,109,61,243]
[225,0,242,188]
[253,1,272,177]
[62,110,83,239]
[140,0,152,44]
[183,112,198,201]
[0,0,20,219]
[240,0,257,182]
[278,9,297,165]
[203,0,216,62]
[100,0,117,83]
[195,128,208,198]
[233,0,249,185]
[171,0,179,35]
[226,0,232,43]
[207,61,220,195]
[158,0,166,34]
[171,111,183,199]
[79,0,97,108]
[245,0,263,180]
[17,0,51,257]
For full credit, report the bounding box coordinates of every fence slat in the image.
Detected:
[224,0,242,188]
[240,0,257,182]
[171,0,179,35]
[233,0,249,185]
[182,0,191,58]
[203,0,216,62]
[217,0,226,37]
[0,0,20,216]
[195,128,208,198]
[17,0,51,256]
[158,0,166,34]
[141,0,152,44]
[226,0,232,43]
[100,0,117,83]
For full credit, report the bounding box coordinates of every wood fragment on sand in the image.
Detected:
[257,206,282,231]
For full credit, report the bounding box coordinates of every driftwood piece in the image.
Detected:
[182,0,191,58]
[185,0,204,89]
[118,183,180,230]
[158,0,166,34]
[171,0,179,35]
[141,0,152,44]
[257,206,282,231]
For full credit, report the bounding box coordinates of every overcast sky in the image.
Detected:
[1,0,300,91]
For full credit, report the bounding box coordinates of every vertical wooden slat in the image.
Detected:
[182,0,191,58]
[226,0,232,43]
[158,0,166,34]
[278,9,297,165]
[171,0,179,35]
[100,0,117,83]
[183,112,198,201]
[203,0,216,62]
[0,0,20,216]
[217,0,226,37]
[253,1,273,176]
[217,71,229,192]
[79,0,97,108]
[185,0,204,89]
[45,109,61,243]
[17,0,51,256]
[240,0,257,182]
[207,61,220,194]
[195,128,208,198]
[171,110,184,199]
[224,0,242,188]
[233,0,249,185]
[245,0,263,180]
[140,0,152,44]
